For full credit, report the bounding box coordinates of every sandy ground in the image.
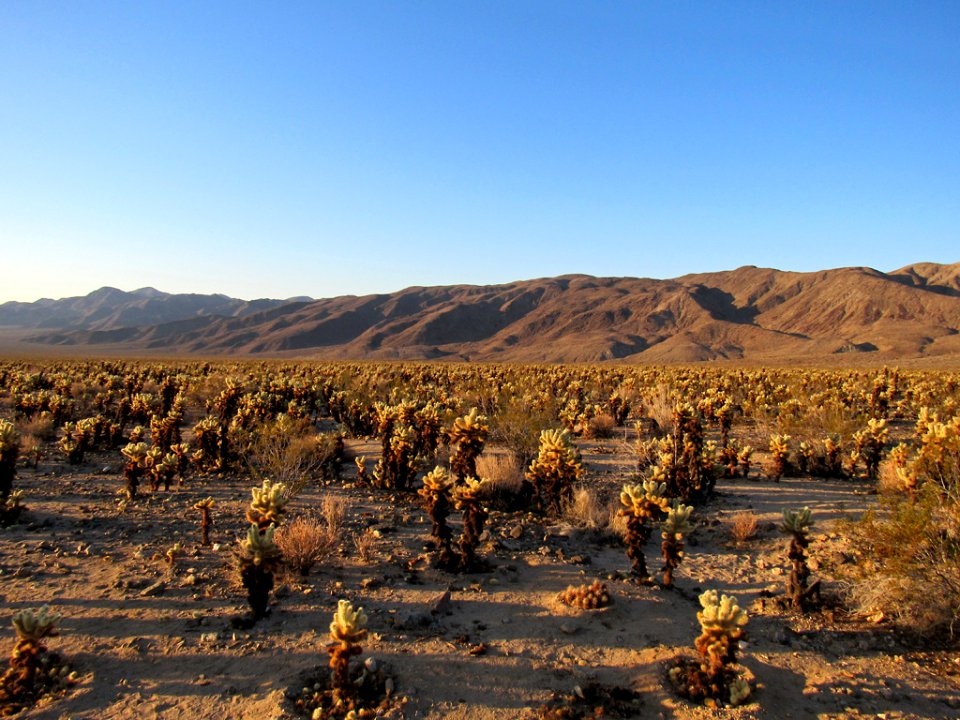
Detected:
[2,436,960,720]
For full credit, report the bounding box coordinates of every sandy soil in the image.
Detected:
[2,437,960,720]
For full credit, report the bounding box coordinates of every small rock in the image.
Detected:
[509,525,523,539]
[429,590,452,616]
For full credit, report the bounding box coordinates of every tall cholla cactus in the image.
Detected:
[193,497,215,546]
[0,420,19,502]
[327,599,368,703]
[852,418,889,480]
[238,523,281,620]
[246,479,288,530]
[618,480,670,581]
[418,466,457,569]
[768,434,791,480]
[0,606,75,714]
[121,442,151,500]
[448,408,488,482]
[661,500,694,587]
[780,507,821,610]
[669,590,751,707]
[453,477,490,571]
[525,428,584,514]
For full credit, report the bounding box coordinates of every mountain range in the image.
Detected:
[1,263,959,364]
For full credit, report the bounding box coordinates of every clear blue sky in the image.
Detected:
[1,1,958,302]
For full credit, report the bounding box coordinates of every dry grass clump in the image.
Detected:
[16,416,55,442]
[474,451,526,508]
[275,516,337,577]
[728,511,759,545]
[353,528,378,563]
[584,413,616,439]
[563,487,611,530]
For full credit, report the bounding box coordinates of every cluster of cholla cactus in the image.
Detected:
[718,441,753,479]
[0,421,19,507]
[890,409,960,498]
[418,467,457,570]
[327,599,368,705]
[768,434,791,480]
[556,580,612,609]
[525,429,583,514]
[669,590,751,707]
[194,497,215,546]
[0,607,75,716]
[237,524,281,621]
[618,480,670,581]
[852,418,889,480]
[246,479,288,530]
[661,500,694,587]
[641,403,716,502]
[371,404,419,491]
[447,408,488,482]
[780,507,821,610]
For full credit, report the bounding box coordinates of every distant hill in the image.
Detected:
[2,263,959,363]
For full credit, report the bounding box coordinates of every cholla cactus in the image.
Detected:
[823,436,843,477]
[737,445,753,478]
[1,490,25,527]
[661,500,694,587]
[618,480,670,580]
[768,434,791,480]
[669,590,751,707]
[453,477,490,571]
[354,455,369,485]
[194,497,215,546]
[246,479,288,530]
[797,441,814,475]
[121,441,151,499]
[0,606,74,715]
[418,466,457,569]
[448,408,488,482]
[780,507,820,610]
[238,524,281,620]
[525,428,584,514]
[0,420,19,502]
[852,418,888,480]
[556,580,612,609]
[328,599,368,702]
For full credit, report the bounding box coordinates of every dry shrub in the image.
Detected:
[877,458,904,495]
[563,487,610,530]
[275,516,337,577]
[321,494,345,537]
[584,413,616,439]
[489,399,558,467]
[728,511,759,544]
[17,415,55,442]
[474,451,526,508]
[644,384,675,434]
[245,417,332,495]
[19,434,43,468]
[353,528,377,563]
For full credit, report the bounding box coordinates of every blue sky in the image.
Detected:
[1,1,958,302]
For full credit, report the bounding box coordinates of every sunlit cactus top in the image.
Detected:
[619,480,669,519]
[780,506,814,534]
[662,500,695,538]
[12,605,61,642]
[240,523,280,565]
[697,589,748,638]
[329,599,368,645]
[0,419,20,453]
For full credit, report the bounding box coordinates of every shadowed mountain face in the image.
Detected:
[2,263,959,363]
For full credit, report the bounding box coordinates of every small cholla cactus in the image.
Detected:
[452,477,490,571]
[194,497,215,546]
[780,507,820,610]
[418,466,457,570]
[525,428,584,514]
[737,445,753,478]
[556,580,612,609]
[768,434,791,480]
[669,590,752,707]
[823,436,843,477]
[618,480,670,581]
[1,490,25,527]
[354,455,369,485]
[0,606,75,715]
[121,442,151,500]
[852,418,888,480]
[447,408,489,482]
[661,500,694,587]
[328,599,368,703]
[238,523,281,620]
[246,479,288,530]
[797,442,815,475]
[0,420,19,502]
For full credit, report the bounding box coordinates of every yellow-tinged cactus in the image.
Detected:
[619,480,669,519]
[11,606,61,643]
[121,442,149,465]
[780,507,821,610]
[247,478,288,529]
[329,599,368,645]
[695,590,748,669]
[662,500,694,539]
[448,407,489,482]
[240,523,280,566]
[525,428,584,514]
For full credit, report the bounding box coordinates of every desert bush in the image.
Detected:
[245,416,337,495]
[563,487,611,531]
[275,516,337,577]
[584,412,616,439]
[728,511,759,545]
[489,397,559,468]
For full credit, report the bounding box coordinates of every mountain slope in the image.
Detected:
[5,264,960,363]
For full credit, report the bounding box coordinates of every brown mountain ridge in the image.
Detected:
[3,263,960,363]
